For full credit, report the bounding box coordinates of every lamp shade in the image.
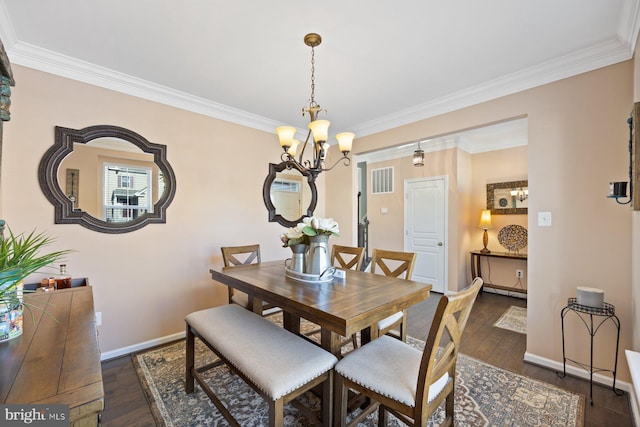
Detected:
[413,149,424,166]
[309,119,330,143]
[287,139,300,156]
[276,126,296,149]
[336,132,354,154]
[479,209,492,229]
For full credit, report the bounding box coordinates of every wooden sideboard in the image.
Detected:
[0,286,103,426]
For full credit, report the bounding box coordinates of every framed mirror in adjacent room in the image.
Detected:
[486,180,528,215]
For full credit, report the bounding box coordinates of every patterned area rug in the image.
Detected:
[133,317,583,426]
[493,305,527,334]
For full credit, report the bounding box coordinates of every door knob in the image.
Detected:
[438,242,443,246]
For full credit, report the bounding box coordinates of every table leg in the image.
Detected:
[247,294,263,315]
[321,328,344,357]
[360,326,373,346]
[470,253,483,293]
[283,312,301,335]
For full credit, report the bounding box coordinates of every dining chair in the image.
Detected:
[333,277,483,427]
[370,248,417,342]
[220,244,280,316]
[330,245,366,350]
[331,244,365,272]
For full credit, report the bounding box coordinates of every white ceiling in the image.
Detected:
[0,0,638,151]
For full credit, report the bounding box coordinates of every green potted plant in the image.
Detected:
[0,221,72,342]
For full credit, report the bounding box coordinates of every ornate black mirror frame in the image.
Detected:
[38,125,177,234]
[262,162,317,228]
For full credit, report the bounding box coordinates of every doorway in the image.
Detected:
[404,177,447,293]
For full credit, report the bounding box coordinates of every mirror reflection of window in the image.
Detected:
[58,138,160,222]
[271,177,302,220]
[103,164,152,222]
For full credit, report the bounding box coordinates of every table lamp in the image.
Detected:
[479,209,492,253]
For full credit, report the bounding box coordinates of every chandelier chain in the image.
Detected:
[310,45,316,107]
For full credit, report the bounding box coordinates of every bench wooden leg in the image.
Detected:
[185,324,195,393]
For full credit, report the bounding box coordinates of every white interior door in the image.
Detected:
[404,177,447,293]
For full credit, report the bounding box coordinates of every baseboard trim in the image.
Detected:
[481,286,527,299]
[100,331,185,361]
[523,351,633,392]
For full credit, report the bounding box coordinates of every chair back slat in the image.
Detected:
[221,244,261,268]
[331,245,365,271]
[370,249,416,279]
[415,277,483,422]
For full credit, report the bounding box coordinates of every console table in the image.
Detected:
[0,286,103,426]
[469,250,527,294]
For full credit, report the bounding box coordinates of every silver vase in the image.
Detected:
[306,234,332,277]
[285,244,307,273]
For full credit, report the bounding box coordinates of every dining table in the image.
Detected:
[210,260,432,356]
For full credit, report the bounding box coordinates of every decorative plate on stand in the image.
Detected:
[497,224,528,252]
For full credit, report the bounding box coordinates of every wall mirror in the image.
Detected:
[38,125,176,233]
[486,180,528,215]
[262,162,317,227]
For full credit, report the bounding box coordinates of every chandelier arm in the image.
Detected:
[281,152,312,175]
[297,129,313,164]
[320,155,351,172]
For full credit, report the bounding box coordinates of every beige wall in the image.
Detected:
[471,146,528,290]
[327,61,634,381]
[363,145,528,292]
[1,65,326,354]
[2,58,635,384]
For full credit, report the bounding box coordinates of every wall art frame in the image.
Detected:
[486,180,528,215]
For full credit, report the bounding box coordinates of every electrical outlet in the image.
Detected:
[516,270,524,279]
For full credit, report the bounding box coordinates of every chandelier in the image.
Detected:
[510,187,528,202]
[275,33,354,180]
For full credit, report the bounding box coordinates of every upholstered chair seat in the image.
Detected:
[335,335,450,407]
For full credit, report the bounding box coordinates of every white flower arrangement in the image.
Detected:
[299,216,339,237]
[280,216,339,247]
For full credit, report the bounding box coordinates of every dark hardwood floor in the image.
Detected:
[101,292,634,426]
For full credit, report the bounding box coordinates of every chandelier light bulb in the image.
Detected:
[308,119,330,143]
[276,126,296,150]
[336,132,354,155]
[287,139,300,157]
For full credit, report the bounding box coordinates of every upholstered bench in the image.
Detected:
[185,304,338,427]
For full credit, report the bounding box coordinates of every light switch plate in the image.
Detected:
[538,211,552,227]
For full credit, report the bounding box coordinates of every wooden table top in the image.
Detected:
[210,261,432,339]
[0,286,103,420]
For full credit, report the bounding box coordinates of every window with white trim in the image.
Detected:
[103,163,152,222]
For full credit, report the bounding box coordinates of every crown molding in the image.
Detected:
[352,36,633,138]
[0,0,638,138]
[4,40,282,134]
[10,36,627,139]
